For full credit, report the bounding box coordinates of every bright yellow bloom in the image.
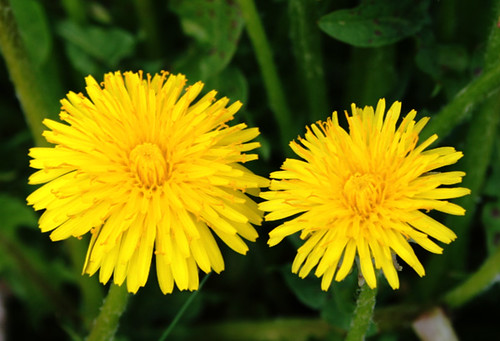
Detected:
[260,99,470,290]
[27,71,268,294]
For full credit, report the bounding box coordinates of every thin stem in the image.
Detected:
[420,2,500,297]
[236,0,294,149]
[86,284,130,341]
[422,92,500,297]
[421,0,500,143]
[420,62,500,142]
[0,0,51,147]
[158,273,211,341]
[345,283,377,341]
[446,93,500,263]
[444,242,500,308]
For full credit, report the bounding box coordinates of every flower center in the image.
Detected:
[343,173,383,218]
[129,143,168,188]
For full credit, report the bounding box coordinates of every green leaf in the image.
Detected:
[170,0,244,79]
[318,0,430,47]
[57,20,136,68]
[482,201,500,255]
[416,31,469,81]
[0,193,37,238]
[10,0,52,66]
[321,274,357,330]
[483,140,500,198]
[64,41,102,76]
[281,265,328,310]
[204,67,248,104]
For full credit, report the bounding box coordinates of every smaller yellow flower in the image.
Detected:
[260,99,470,290]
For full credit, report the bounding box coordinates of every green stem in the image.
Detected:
[288,0,329,122]
[421,90,500,298]
[419,2,500,298]
[87,284,130,341]
[444,242,500,308]
[237,0,294,149]
[345,283,377,341]
[0,0,51,147]
[420,59,500,142]
[158,273,211,341]
[447,93,500,261]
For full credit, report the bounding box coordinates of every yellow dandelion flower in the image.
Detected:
[27,71,269,294]
[260,99,470,291]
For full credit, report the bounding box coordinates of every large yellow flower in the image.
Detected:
[27,71,268,294]
[260,99,470,290]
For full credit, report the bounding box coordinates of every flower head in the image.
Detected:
[260,99,470,290]
[27,71,268,294]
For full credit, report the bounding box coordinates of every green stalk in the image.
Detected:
[444,242,500,308]
[345,283,377,341]
[236,0,294,149]
[445,93,500,265]
[86,284,130,341]
[420,61,500,142]
[158,273,211,341]
[422,0,500,142]
[288,0,329,122]
[422,90,500,298]
[420,2,500,297]
[0,0,51,147]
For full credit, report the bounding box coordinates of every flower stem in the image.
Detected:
[0,0,51,147]
[345,283,377,341]
[444,242,500,308]
[236,0,294,149]
[86,284,129,341]
[420,2,500,297]
[420,63,500,142]
[421,0,500,142]
[158,273,211,341]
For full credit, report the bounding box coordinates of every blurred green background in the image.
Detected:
[1,0,500,340]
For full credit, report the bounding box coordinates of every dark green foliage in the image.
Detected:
[0,0,499,340]
[319,0,430,47]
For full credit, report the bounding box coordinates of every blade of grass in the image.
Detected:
[0,0,51,146]
[236,0,294,150]
[444,241,500,308]
[158,273,211,341]
[420,62,500,141]
[420,1,500,297]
